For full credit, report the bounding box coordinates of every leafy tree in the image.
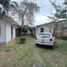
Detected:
[0,0,10,17]
[49,0,67,19]
[0,0,10,10]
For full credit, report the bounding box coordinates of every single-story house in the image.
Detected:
[34,22,55,37]
[34,19,67,38]
[0,16,19,44]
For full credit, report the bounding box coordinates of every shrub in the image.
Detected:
[17,36,26,44]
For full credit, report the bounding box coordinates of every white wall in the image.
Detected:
[6,24,11,42]
[35,23,54,36]
[6,24,16,43]
[0,19,16,44]
[0,21,6,43]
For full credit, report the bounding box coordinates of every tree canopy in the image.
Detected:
[0,0,10,10]
[0,0,10,17]
[10,0,39,25]
[49,0,67,20]
[0,0,39,26]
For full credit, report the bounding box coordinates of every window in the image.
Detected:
[40,28,44,32]
[0,24,1,36]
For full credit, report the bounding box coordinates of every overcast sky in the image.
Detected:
[11,0,64,25]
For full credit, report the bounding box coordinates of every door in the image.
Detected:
[11,26,13,39]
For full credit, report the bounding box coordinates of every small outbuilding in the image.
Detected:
[0,16,19,44]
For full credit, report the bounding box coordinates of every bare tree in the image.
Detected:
[10,0,39,26]
[49,0,67,38]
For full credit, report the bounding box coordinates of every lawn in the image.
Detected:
[0,36,67,67]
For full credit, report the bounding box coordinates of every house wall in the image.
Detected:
[0,21,6,44]
[6,24,16,43]
[35,23,54,36]
[0,15,18,44]
[6,24,11,42]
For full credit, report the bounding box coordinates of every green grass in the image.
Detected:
[39,39,67,67]
[0,36,67,67]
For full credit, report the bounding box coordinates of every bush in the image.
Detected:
[17,36,26,44]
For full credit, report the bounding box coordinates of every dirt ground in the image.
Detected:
[0,36,67,67]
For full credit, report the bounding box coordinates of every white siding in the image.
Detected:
[6,24,11,42]
[35,24,54,36]
[0,21,6,43]
[6,24,16,43]
[35,26,49,36]
[0,19,17,44]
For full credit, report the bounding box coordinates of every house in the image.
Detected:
[0,16,19,44]
[34,22,55,37]
[34,19,67,38]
